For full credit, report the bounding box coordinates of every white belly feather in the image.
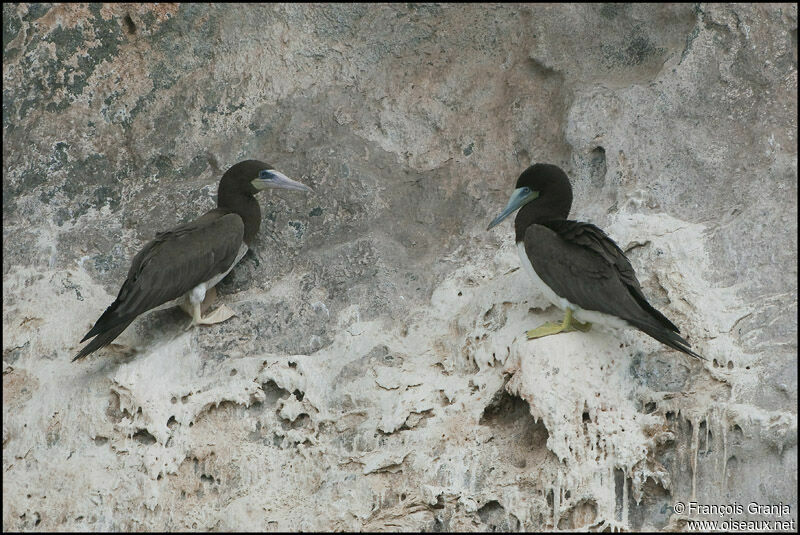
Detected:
[516,241,630,330]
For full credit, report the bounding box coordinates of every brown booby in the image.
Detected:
[73,160,311,361]
[487,163,703,359]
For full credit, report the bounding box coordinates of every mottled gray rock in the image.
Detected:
[3,3,796,531]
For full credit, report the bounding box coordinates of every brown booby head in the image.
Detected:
[486,163,572,240]
[217,160,313,245]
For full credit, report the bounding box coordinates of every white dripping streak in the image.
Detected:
[622,468,629,528]
[721,414,728,495]
[552,482,561,528]
[690,415,700,502]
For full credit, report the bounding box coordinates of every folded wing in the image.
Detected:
[524,220,702,359]
[74,210,244,360]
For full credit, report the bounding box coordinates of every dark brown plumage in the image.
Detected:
[489,163,703,360]
[74,160,311,361]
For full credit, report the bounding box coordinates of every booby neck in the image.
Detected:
[514,199,571,242]
[217,165,263,246]
[214,160,313,246]
[218,188,261,246]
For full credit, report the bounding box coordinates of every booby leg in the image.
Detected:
[192,302,237,326]
[180,286,237,329]
[200,286,218,313]
[526,307,592,340]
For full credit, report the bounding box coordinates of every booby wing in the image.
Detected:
[524,220,701,358]
[74,210,244,360]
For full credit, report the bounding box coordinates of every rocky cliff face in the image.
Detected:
[3,3,796,531]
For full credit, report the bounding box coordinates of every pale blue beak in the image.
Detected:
[252,170,313,192]
[487,187,539,230]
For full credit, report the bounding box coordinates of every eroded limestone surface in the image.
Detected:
[3,3,796,531]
